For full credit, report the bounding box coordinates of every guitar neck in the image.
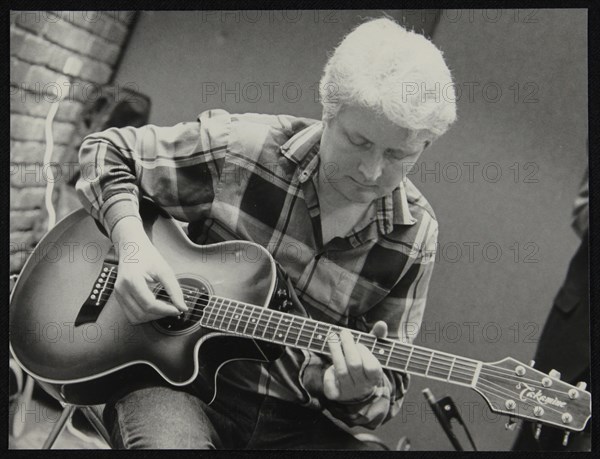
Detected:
[201,295,482,388]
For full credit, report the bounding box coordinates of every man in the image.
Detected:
[76,17,456,449]
[512,166,589,451]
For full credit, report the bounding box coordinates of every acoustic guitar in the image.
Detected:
[9,200,591,436]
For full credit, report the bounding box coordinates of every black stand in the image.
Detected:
[423,388,477,451]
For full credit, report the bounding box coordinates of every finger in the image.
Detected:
[155,267,188,312]
[327,332,350,383]
[369,320,388,339]
[323,365,341,400]
[129,280,181,318]
[340,329,362,383]
[358,344,384,382]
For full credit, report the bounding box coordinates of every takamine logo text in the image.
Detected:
[516,382,566,408]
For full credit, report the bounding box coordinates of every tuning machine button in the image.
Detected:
[504,416,517,430]
[549,369,562,379]
[280,299,293,312]
[562,431,570,447]
[529,359,535,367]
[576,381,587,391]
[534,423,543,440]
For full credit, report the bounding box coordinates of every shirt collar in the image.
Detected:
[280,121,417,235]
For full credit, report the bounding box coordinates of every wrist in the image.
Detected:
[335,386,379,405]
[110,215,147,257]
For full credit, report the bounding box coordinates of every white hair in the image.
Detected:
[320,17,457,136]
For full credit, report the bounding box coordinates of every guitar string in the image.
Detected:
[191,294,560,389]
[198,296,479,381]
[193,294,583,391]
[97,279,563,389]
[100,269,578,418]
[204,299,575,394]
[202,300,578,396]
[104,284,478,382]
[202,306,473,382]
[97,276,477,376]
[97,277,574,391]
[202,309,476,382]
[475,367,574,397]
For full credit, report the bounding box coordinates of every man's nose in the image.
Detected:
[357,151,384,182]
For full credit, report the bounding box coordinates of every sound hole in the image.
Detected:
[153,278,210,334]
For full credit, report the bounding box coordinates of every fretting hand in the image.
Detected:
[323,321,388,402]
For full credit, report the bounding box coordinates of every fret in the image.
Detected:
[260,309,273,339]
[295,319,306,346]
[429,353,452,379]
[242,304,253,335]
[283,315,293,344]
[234,303,247,334]
[200,297,211,327]
[385,341,395,367]
[226,301,238,331]
[205,297,219,328]
[306,321,318,349]
[214,298,224,329]
[471,361,482,386]
[272,313,285,342]
[218,299,231,330]
[424,352,434,376]
[320,325,333,352]
[447,356,456,382]
[405,347,414,372]
[355,332,361,346]
[251,308,264,336]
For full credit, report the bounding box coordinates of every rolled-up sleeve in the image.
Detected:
[75,109,230,238]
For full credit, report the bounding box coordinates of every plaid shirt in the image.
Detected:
[76,109,438,429]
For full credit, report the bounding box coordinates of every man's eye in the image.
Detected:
[348,136,370,147]
[387,149,406,159]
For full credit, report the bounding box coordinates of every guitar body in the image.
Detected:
[10,201,285,405]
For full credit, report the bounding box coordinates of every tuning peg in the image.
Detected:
[549,369,561,379]
[504,417,517,430]
[576,381,587,391]
[528,359,535,367]
[562,431,570,447]
[534,423,543,440]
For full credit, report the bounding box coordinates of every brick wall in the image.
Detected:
[9,11,136,274]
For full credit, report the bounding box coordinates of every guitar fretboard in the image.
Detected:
[200,296,481,387]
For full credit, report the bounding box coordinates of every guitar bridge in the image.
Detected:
[74,262,117,326]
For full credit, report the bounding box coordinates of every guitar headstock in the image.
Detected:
[473,357,590,432]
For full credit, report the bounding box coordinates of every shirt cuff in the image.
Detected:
[99,193,141,239]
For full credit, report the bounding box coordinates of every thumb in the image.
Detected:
[369,320,388,339]
[155,266,188,312]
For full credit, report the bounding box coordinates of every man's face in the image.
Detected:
[319,104,435,204]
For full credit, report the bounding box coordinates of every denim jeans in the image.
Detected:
[102,371,378,450]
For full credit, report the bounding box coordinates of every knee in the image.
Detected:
[104,386,218,449]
